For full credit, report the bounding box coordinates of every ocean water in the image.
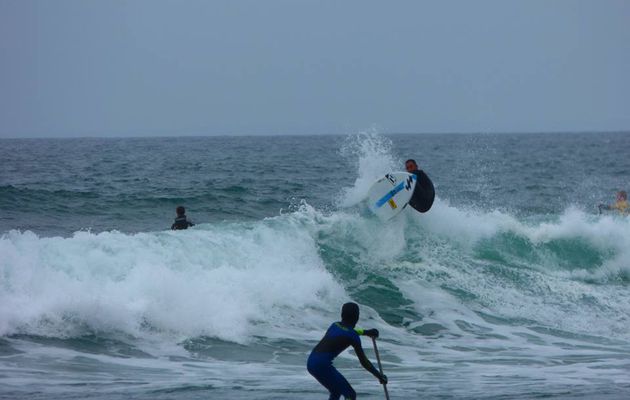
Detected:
[1,132,629,399]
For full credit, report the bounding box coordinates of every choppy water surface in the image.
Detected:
[1,132,629,399]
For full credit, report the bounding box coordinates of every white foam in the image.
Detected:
[406,200,630,277]
[396,203,630,340]
[330,131,630,340]
[0,216,345,343]
[411,198,522,246]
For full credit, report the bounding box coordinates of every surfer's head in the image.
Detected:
[617,191,627,202]
[176,206,186,216]
[405,159,418,173]
[341,302,360,327]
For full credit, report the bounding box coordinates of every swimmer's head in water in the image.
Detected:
[341,302,360,327]
[618,191,628,201]
[176,206,186,216]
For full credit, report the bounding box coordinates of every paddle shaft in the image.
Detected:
[371,337,390,400]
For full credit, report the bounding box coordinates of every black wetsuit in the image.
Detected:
[307,322,380,400]
[408,169,435,213]
[171,215,194,230]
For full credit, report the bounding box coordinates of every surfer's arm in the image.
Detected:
[351,341,382,379]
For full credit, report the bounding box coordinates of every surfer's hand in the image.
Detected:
[364,329,379,338]
[378,373,388,385]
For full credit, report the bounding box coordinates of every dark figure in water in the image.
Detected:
[171,206,194,230]
[405,159,435,213]
[307,302,387,400]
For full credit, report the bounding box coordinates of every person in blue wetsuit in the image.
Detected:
[307,302,387,399]
[405,159,435,213]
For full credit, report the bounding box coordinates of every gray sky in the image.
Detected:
[1,0,629,138]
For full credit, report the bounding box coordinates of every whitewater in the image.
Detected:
[1,132,629,399]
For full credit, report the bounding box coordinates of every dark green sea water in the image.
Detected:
[1,132,629,399]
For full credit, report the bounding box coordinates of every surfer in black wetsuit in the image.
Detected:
[307,302,386,400]
[171,206,195,230]
[405,159,435,213]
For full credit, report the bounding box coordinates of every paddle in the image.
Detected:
[372,337,390,400]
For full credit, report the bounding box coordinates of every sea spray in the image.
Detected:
[338,130,400,208]
[2,133,630,399]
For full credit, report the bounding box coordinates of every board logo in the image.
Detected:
[386,174,396,185]
[405,176,414,191]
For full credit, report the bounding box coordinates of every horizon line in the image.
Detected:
[2,129,630,140]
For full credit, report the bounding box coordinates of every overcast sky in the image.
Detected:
[1,0,629,138]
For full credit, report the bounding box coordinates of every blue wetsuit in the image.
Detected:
[307,322,380,400]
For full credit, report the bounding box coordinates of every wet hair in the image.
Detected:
[176,206,186,216]
[619,191,628,200]
[341,302,360,327]
[405,159,418,167]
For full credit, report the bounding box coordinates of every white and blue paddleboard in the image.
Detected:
[367,172,417,221]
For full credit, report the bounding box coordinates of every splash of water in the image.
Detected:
[337,129,400,208]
